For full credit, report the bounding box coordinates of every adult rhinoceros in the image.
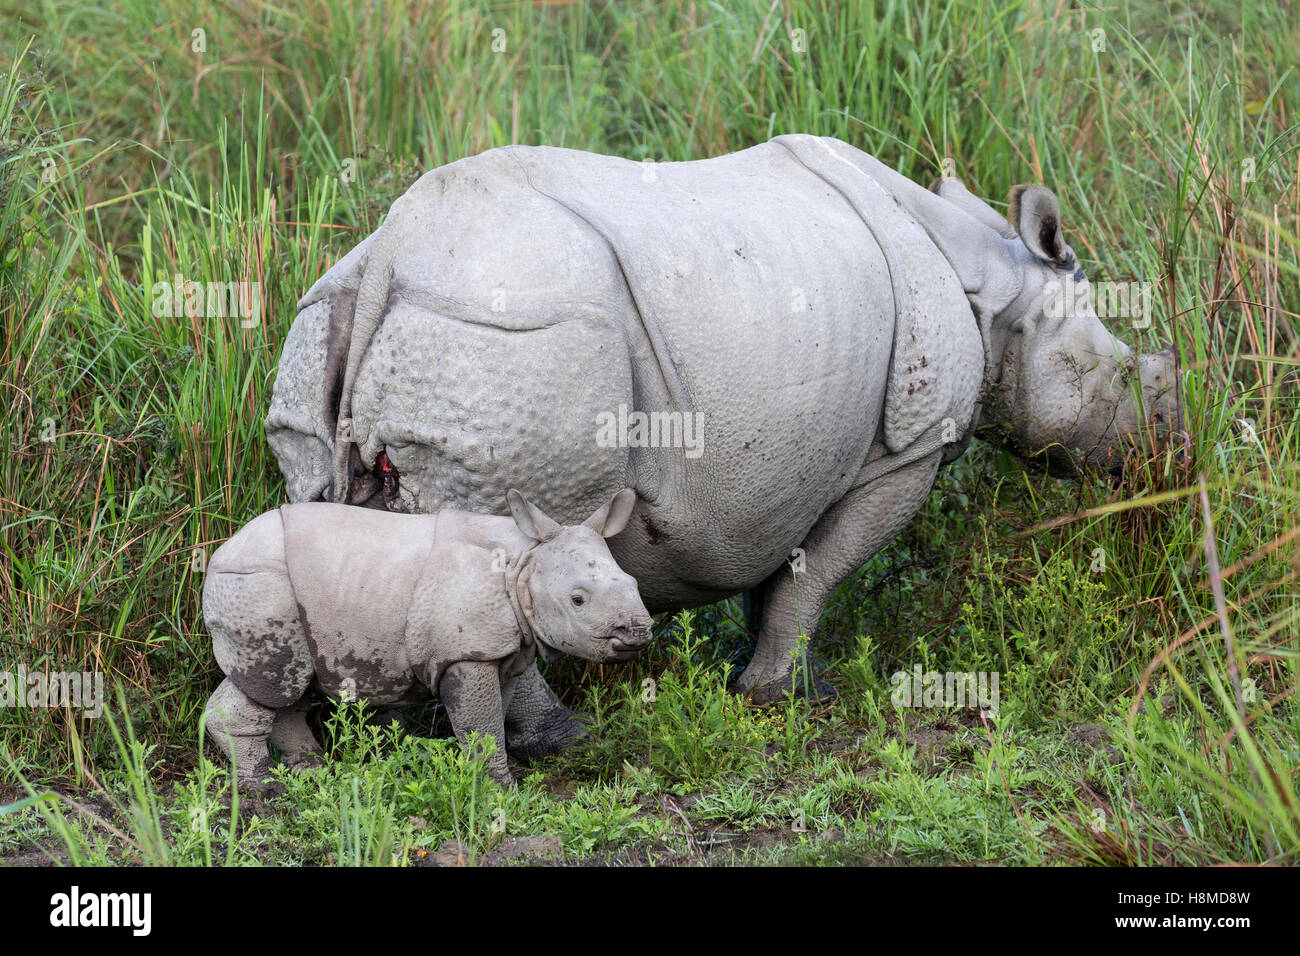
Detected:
[265,134,1179,748]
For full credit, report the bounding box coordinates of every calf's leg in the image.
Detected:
[440,661,512,785]
[204,678,280,792]
[502,663,591,759]
[268,702,324,770]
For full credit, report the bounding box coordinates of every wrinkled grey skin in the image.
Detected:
[203,489,651,790]
[266,134,1180,713]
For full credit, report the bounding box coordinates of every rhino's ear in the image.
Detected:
[1008,185,1074,268]
[582,488,637,538]
[506,489,562,542]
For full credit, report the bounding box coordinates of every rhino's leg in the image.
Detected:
[440,661,512,785]
[204,679,281,793]
[501,663,591,760]
[268,702,324,771]
[735,449,944,706]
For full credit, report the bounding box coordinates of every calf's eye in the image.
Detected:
[571,594,585,607]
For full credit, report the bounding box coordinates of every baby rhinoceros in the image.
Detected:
[202,489,651,790]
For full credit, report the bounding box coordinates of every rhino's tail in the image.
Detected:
[329,199,408,503]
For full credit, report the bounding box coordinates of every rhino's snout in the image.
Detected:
[1146,343,1182,433]
[608,610,654,654]
[1093,342,1182,472]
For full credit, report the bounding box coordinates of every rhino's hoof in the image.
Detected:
[539,709,593,754]
[508,709,592,760]
[285,753,325,772]
[238,776,286,797]
[742,674,838,708]
[490,768,516,787]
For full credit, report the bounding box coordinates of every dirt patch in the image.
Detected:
[905,724,955,755]
[423,834,566,867]
[1067,724,1124,764]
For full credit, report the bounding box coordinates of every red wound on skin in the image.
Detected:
[376,450,402,509]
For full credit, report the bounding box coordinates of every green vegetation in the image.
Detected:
[1,0,1296,865]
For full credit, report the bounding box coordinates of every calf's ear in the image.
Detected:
[506,489,562,542]
[582,488,637,538]
[1008,185,1075,269]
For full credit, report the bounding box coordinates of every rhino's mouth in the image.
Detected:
[609,623,652,656]
[531,630,646,661]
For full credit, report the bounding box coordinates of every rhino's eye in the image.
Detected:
[571,594,586,608]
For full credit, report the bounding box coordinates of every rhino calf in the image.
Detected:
[202,488,650,790]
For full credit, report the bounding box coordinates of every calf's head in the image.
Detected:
[505,488,653,662]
